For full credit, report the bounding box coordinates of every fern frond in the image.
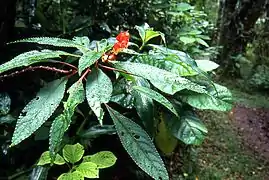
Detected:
[0,50,70,74]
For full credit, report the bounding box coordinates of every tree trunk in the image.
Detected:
[216,0,267,74]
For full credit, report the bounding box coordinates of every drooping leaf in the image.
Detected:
[83,151,117,169]
[113,61,206,95]
[86,68,113,125]
[75,162,99,178]
[63,143,85,164]
[11,78,67,146]
[181,83,233,111]
[195,60,219,72]
[79,125,116,139]
[132,86,178,116]
[135,24,165,44]
[58,171,84,180]
[131,77,155,136]
[155,110,178,155]
[0,50,70,74]
[37,151,65,166]
[49,81,85,157]
[0,93,11,115]
[106,106,169,180]
[196,38,209,47]
[78,51,102,75]
[8,37,89,53]
[30,166,49,180]
[166,111,207,145]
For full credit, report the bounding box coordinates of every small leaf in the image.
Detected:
[83,151,117,169]
[133,86,178,116]
[75,162,99,178]
[135,25,146,42]
[78,51,102,75]
[106,106,169,180]
[145,30,165,44]
[166,111,207,145]
[86,68,113,125]
[0,50,70,74]
[63,143,84,164]
[181,83,233,111]
[58,171,84,180]
[49,81,85,157]
[0,93,11,115]
[113,61,206,95]
[37,151,65,166]
[11,78,67,146]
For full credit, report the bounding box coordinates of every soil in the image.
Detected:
[232,104,269,161]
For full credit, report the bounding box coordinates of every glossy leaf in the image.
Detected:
[113,61,206,95]
[49,81,85,157]
[106,106,169,180]
[0,50,70,74]
[11,78,67,146]
[78,51,102,75]
[195,60,219,72]
[166,111,207,145]
[37,151,65,166]
[83,151,117,169]
[76,162,99,178]
[133,86,178,116]
[63,143,85,164]
[181,83,233,111]
[86,68,113,125]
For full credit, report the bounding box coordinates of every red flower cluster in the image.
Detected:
[102,31,130,62]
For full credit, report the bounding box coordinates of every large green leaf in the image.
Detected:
[86,68,113,125]
[106,106,169,180]
[0,50,70,74]
[166,111,207,145]
[63,143,85,164]
[9,37,89,53]
[78,51,102,75]
[11,78,67,146]
[133,86,178,116]
[181,83,233,111]
[49,81,85,157]
[75,162,99,178]
[58,171,84,180]
[83,151,117,169]
[131,77,155,136]
[195,60,219,72]
[113,61,206,95]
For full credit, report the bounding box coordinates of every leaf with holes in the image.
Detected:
[166,111,207,145]
[78,51,102,75]
[49,81,85,157]
[106,106,169,180]
[181,83,233,111]
[11,78,67,146]
[132,86,178,117]
[113,61,206,95]
[0,50,70,74]
[86,68,113,125]
[83,151,117,169]
[63,143,85,164]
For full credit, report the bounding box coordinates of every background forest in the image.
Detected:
[0,0,269,180]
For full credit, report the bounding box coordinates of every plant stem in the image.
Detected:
[78,68,91,82]
[48,60,78,70]
[98,64,132,75]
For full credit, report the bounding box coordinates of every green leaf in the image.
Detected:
[63,143,85,164]
[106,106,169,180]
[37,151,65,166]
[9,37,89,53]
[78,51,102,75]
[75,162,99,178]
[0,93,11,115]
[30,166,49,180]
[145,30,165,44]
[166,111,207,145]
[58,171,84,180]
[86,68,113,125]
[49,81,85,157]
[113,61,206,95]
[196,38,209,47]
[181,83,233,111]
[11,78,67,146]
[0,115,16,124]
[131,77,155,136]
[135,25,146,42]
[133,86,178,116]
[135,23,165,44]
[177,2,194,11]
[0,50,70,74]
[83,151,117,169]
[195,60,219,72]
[180,36,196,44]
[79,125,116,139]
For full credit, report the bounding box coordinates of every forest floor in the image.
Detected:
[189,80,269,180]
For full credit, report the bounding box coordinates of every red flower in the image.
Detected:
[112,31,130,54]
